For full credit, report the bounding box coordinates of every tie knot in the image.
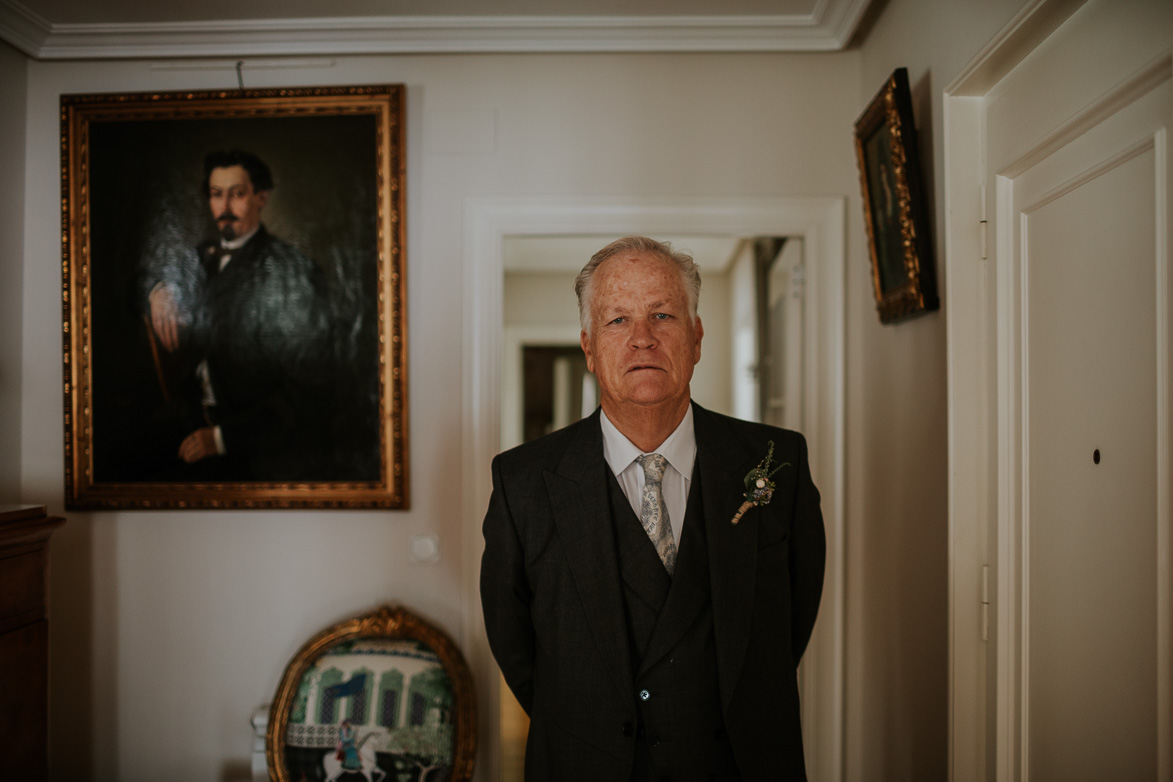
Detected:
[638,453,667,484]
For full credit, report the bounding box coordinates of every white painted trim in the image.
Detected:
[944,5,1094,781]
[1012,192,1030,782]
[942,91,990,782]
[500,324,583,453]
[461,196,845,781]
[0,0,870,59]
[0,0,45,56]
[1155,124,1172,782]
[944,0,1085,98]
[995,171,1023,782]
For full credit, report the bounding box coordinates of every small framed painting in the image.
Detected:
[266,605,476,782]
[854,68,939,323]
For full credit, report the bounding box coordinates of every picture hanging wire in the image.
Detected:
[236,60,245,90]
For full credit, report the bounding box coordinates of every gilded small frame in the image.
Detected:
[853,68,939,323]
[266,605,476,782]
[60,85,407,508]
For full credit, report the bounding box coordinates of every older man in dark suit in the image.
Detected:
[481,236,825,781]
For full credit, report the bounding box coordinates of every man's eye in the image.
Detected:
[609,317,626,325]
[653,312,671,320]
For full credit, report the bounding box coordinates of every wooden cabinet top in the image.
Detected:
[0,506,65,546]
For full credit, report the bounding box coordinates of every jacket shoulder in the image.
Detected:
[694,405,808,455]
[494,413,598,471]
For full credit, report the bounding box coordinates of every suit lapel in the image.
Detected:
[694,404,762,709]
[543,412,635,702]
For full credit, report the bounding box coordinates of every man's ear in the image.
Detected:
[580,329,594,374]
[692,316,704,364]
[257,190,269,209]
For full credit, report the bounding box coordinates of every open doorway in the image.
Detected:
[498,232,810,779]
[462,197,845,782]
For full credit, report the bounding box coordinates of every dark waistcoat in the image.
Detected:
[606,470,740,782]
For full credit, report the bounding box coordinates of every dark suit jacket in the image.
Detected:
[191,225,334,479]
[480,402,825,780]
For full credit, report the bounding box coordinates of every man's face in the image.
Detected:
[580,251,703,415]
[207,165,267,241]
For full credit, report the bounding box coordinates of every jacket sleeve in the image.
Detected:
[479,454,537,715]
[788,433,826,663]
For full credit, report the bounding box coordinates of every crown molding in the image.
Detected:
[0,0,870,59]
[0,0,48,56]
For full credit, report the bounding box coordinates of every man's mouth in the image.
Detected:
[217,214,238,241]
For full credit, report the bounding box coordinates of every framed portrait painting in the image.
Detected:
[60,85,407,509]
[853,67,939,323]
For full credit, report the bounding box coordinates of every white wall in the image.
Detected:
[845,0,1031,779]
[18,51,860,780]
[0,39,26,498]
[503,272,578,328]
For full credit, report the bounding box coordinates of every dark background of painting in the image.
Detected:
[87,113,382,483]
[863,120,907,295]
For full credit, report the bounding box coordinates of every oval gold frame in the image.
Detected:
[266,604,475,781]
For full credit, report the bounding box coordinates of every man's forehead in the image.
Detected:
[208,165,252,188]
[596,295,674,313]
[596,253,683,294]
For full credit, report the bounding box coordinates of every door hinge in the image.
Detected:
[981,564,990,642]
[791,263,806,299]
[979,183,989,260]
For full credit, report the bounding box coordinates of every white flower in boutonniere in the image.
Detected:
[731,440,790,525]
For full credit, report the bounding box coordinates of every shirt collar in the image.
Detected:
[600,404,696,480]
[221,225,260,251]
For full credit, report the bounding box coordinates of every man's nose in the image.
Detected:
[628,320,656,348]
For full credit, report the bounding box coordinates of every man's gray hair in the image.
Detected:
[574,236,701,334]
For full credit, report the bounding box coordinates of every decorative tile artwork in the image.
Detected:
[283,638,456,782]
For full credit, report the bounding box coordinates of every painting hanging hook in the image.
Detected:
[236,60,245,90]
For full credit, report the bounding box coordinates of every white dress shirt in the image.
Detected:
[600,405,696,545]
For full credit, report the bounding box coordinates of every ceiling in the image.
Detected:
[0,0,872,59]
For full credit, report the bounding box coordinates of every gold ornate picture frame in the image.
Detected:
[60,85,407,508]
[853,68,939,323]
[266,605,476,782]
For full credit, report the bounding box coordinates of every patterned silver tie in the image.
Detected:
[637,453,678,575]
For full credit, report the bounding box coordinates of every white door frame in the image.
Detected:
[944,5,1086,776]
[501,323,585,452]
[460,195,845,780]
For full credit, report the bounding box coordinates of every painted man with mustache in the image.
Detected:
[145,149,332,480]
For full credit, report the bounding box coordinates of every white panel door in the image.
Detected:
[992,71,1170,782]
[1016,119,1160,780]
[946,2,1173,780]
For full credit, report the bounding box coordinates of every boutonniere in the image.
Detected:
[731,440,790,525]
